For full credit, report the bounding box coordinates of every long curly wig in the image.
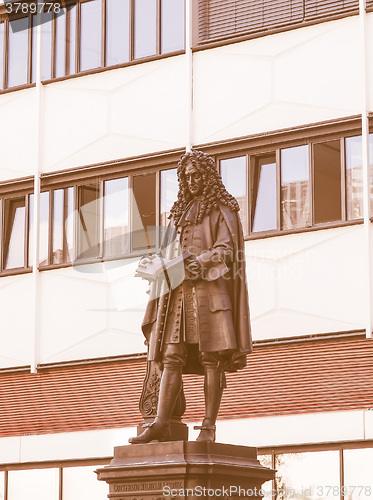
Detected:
[169,150,240,226]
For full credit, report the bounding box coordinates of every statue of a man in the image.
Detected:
[129,150,252,444]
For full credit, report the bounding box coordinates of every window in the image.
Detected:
[343,448,373,498]
[0,0,185,90]
[281,145,310,230]
[80,0,102,71]
[198,0,359,45]
[313,140,342,224]
[3,197,26,270]
[134,0,157,59]
[77,183,100,260]
[7,469,59,500]
[160,168,178,228]
[106,0,130,66]
[250,153,277,233]
[104,177,129,258]
[8,17,30,87]
[132,173,157,252]
[221,156,248,234]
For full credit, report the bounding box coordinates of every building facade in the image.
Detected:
[0,0,373,498]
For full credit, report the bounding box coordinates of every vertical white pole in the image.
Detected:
[359,0,373,339]
[31,3,43,372]
[185,0,193,152]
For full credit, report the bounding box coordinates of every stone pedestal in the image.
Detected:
[96,441,274,500]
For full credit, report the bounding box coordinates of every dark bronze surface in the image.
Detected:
[96,442,275,500]
[131,151,252,444]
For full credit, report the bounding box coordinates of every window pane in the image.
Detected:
[66,187,74,262]
[67,4,77,74]
[8,469,59,500]
[0,471,4,500]
[106,0,130,66]
[250,154,277,233]
[134,0,157,59]
[104,177,129,258]
[0,23,4,89]
[77,183,100,259]
[343,448,373,499]
[281,145,310,230]
[31,15,37,83]
[161,168,177,228]
[275,451,339,499]
[42,11,53,80]
[313,140,341,224]
[8,17,29,88]
[221,156,248,234]
[4,197,25,270]
[55,8,67,78]
[53,189,64,264]
[161,0,185,53]
[63,466,108,500]
[80,0,101,71]
[28,192,50,266]
[40,191,50,265]
[132,173,156,251]
[345,135,373,220]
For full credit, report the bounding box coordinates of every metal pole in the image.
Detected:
[359,0,373,338]
[185,0,193,152]
[31,2,43,372]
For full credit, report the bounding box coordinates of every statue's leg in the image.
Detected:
[195,353,225,442]
[129,344,185,444]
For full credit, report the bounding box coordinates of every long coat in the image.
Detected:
[141,202,252,374]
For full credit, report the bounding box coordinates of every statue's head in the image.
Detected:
[178,150,215,199]
[169,150,240,225]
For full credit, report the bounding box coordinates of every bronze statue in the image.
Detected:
[129,150,252,444]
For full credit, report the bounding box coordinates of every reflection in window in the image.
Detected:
[63,465,108,500]
[221,156,248,234]
[3,197,26,270]
[134,0,157,59]
[104,178,129,258]
[275,451,339,499]
[80,0,101,71]
[8,468,59,500]
[161,0,185,54]
[258,455,273,500]
[28,192,50,266]
[53,188,74,265]
[55,9,67,78]
[313,140,341,224]
[42,12,53,80]
[77,183,100,260]
[8,17,29,88]
[345,135,373,220]
[250,154,277,233]
[161,169,178,228]
[343,448,373,499]
[0,24,4,89]
[132,173,156,251]
[106,0,130,66]
[67,4,77,75]
[281,145,310,230]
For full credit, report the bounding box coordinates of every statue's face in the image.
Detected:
[184,161,204,198]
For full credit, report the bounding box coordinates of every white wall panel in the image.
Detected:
[194,16,362,144]
[0,88,38,181]
[0,274,34,368]
[39,259,149,363]
[42,55,187,173]
[247,225,365,340]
